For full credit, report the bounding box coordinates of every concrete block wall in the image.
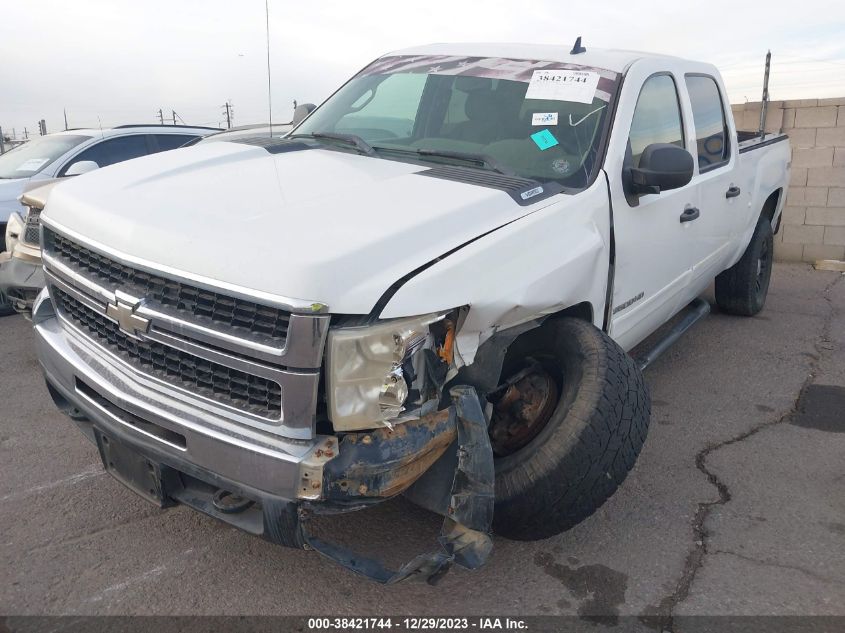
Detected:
[731,97,845,262]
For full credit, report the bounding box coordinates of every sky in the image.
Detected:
[1,0,844,138]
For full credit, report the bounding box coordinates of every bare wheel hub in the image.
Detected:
[489,362,559,456]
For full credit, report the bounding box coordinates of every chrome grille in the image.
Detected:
[23,215,41,245]
[43,228,290,343]
[53,287,282,417]
[41,224,330,438]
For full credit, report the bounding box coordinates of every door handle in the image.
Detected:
[725,185,741,199]
[680,207,700,223]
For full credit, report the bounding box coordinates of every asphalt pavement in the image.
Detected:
[1,263,843,624]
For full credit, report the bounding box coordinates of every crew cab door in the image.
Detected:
[604,62,698,351]
[680,73,738,290]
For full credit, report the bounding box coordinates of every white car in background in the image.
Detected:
[0,124,218,314]
[0,125,218,227]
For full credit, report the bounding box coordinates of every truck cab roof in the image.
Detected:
[389,42,685,73]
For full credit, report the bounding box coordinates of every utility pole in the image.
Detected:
[0,127,5,154]
[157,108,165,125]
[222,101,233,129]
[758,50,772,139]
[24,127,29,139]
[64,108,69,130]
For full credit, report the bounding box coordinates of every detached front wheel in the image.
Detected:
[490,317,651,541]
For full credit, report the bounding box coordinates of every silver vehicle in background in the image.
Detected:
[0,124,218,316]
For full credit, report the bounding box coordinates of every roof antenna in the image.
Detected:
[265,0,273,138]
[570,36,586,55]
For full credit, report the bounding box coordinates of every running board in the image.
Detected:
[636,298,711,371]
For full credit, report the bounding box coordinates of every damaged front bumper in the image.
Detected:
[35,305,495,583]
[0,246,44,316]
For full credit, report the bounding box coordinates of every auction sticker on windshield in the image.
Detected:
[531,112,559,126]
[16,158,51,172]
[530,129,559,151]
[525,69,601,104]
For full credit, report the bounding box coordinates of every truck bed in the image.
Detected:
[737,131,789,153]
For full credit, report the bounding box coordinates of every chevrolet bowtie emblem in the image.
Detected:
[105,290,150,339]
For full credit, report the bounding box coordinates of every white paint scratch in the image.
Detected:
[84,564,168,604]
[0,464,105,502]
[81,547,198,607]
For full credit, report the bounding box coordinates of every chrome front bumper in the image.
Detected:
[33,292,497,581]
[34,301,335,502]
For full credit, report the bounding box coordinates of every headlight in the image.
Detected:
[5,211,24,254]
[326,313,448,431]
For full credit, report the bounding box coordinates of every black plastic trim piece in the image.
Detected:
[601,170,616,333]
[232,138,317,154]
[417,165,565,206]
[738,133,788,154]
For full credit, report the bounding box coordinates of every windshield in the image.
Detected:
[295,55,619,188]
[0,135,91,179]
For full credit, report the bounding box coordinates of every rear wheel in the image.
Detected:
[715,217,774,316]
[490,318,650,541]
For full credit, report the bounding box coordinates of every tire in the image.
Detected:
[0,291,15,317]
[715,216,774,316]
[492,318,651,541]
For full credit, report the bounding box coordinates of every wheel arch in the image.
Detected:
[761,187,784,233]
[451,301,596,395]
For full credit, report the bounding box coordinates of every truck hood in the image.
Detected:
[43,141,553,314]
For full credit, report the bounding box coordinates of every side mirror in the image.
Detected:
[64,160,99,177]
[292,103,316,126]
[625,143,694,195]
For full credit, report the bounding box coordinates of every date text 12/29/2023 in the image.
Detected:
[307,617,528,630]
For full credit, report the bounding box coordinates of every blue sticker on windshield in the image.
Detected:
[531,129,559,151]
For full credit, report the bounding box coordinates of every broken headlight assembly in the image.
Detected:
[326,312,458,431]
[4,211,24,254]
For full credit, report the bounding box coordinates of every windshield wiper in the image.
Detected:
[291,132,376,156]
[376,147,516,176]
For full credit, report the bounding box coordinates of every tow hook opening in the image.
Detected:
[212,489,255,514]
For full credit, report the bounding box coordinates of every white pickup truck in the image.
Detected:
[32,42,789,583]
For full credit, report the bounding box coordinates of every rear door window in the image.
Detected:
[59,134,150,175]
[152,134,200,151]
[685,75,730,171]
